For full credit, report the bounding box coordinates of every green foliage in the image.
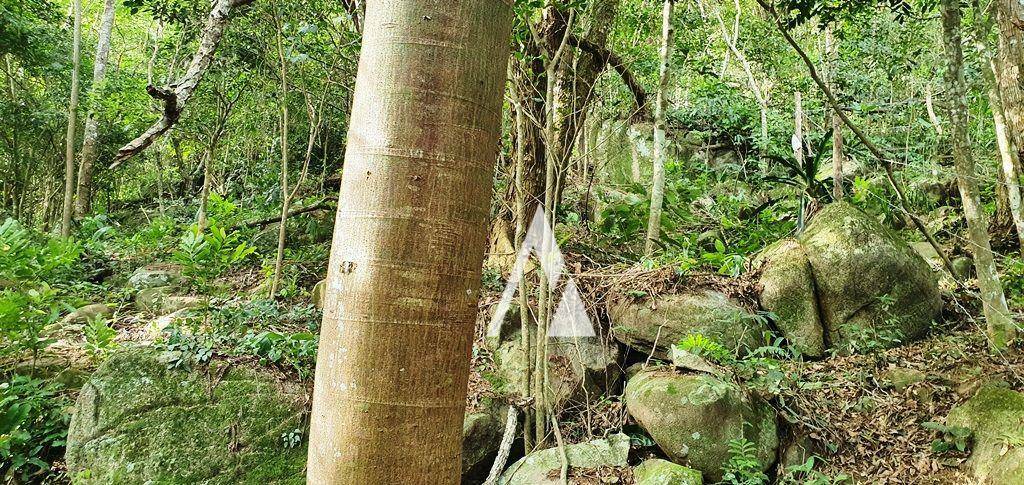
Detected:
[237,330,318,379]
[778,456,851,484]
[922,421,972,453]
[0,375,70,482]
[837,294,904,355]
[721,436,769,485]
[0,285,62,361]
[83,317,118,360]
[0,218,81,283]
[676,333,732,364]
[172,222,256,289]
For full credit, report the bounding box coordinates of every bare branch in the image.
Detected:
[567,34,650,121]
[109,0,256,169]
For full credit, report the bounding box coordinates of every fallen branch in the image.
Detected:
[109,0,255,169]
[568,34,650,121]
[757,0,959,280]
[240,197,336,229]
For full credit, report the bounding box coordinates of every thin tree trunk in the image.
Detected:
[270,12,290,298]
[74,0,116,218]
[942,0,1016,350]
[645,0,674,257]
[306,2,512,482]
[510,82,534,453]
[714,0,768,143]
[61,0,83,237]
[825,27,844,199]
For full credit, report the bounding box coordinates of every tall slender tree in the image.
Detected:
[306,1,512,483]
[61,0,82,237]
[74,0,116,218]
[942,0,1016,350]
[645,0,674,256]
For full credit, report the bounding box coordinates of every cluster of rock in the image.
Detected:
[62,202,958,483]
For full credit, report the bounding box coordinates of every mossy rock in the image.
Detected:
[756,202,941,355]
[624,368,778,482]
[946,386,1024,484]
[634,458,703,485]
[497,433,630,485]
[311,279,327,310]
[128,266,183,291]
[608,290,767,359]
[755,239,824,357]
[65,348,308,484]
[462,403,515,483]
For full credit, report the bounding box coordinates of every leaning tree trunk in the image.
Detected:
[74,0,116,218]
[306,2,512,483]
[942,0,1016,350]
[61,0,83,237]
[645,0,674,256]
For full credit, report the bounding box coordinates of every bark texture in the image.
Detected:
[997,0,1024,151]
[74,0,116,217]
[306,1,512,483]
[942,0,1016,349]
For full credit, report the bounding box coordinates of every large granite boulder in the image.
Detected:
[946,386,1024,484]
[497,433,630,485]
[608,290,767,359]
[65,349,307,484]
[756,202,941,355]
[624,367,778,482]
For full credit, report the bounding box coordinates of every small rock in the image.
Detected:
[161,295,206,314]
[311,279,327,310]
[128,266,183,291]
[462,403,515,483]
[62,303,114,325]
[135,286,174,313]
[497,433,630,485]
[881,367,927,391]
[634,458,702,485]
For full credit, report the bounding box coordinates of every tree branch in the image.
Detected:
[109,0,255,169]
[239,197,336,229]
[567,34,650,121]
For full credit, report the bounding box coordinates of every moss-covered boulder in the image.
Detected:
[755,239,824,357]
[634,458,703,485]
[65,349,307,484]
[488,304,621,410]
[756,202,941,355]
[497,433,630,485]
[608,291,767,359]
[624,368,778,482]
[946,386,1024,484]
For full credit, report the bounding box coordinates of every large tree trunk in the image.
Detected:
[61,0,83,237]
[942,0,1016,350]
[74,0,116,218]
[306,2,512,483]
[645,0,673,256]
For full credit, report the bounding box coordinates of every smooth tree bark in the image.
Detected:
[645,0,674,257]
[306,2,512,483]
[61,0,83,237]
[941,0,1016,350]
[270,12,290,297]
[74,0,116,218]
